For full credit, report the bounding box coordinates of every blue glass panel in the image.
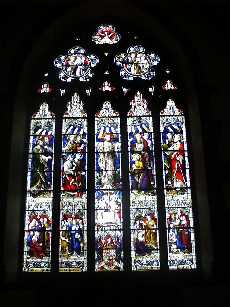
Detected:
[59,195,87,272]
[23,103,55,272]
[160,99,196,269]
[128,93,160,271]
[59,94,88,272]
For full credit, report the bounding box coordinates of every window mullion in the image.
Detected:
[51,112,63,272]
[87,111,95,272]
[152,104,168,271]
[120,110,131,271]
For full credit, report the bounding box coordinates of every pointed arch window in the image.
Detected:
[95,101,123,271]
[23,103,55,272]
[22,24,197,272]
[60,93,88,272]
[128,92,160,270]
[160,99,196,269]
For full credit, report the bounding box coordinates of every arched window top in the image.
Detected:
[33,22,183,115]
[127,91,151,116]
[96,101,119,117]
[17,23,203,273]
[64,93,87,117]
[160,99,183,116]
[32,102,54,119]
[1,3,213,280]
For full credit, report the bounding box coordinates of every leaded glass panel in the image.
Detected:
[128,92,160,270]
[23,103,55,272]
[115,46,160,80]
[95,102,123,271]
[92,24,121,45]
[59,93,87,272]
[23,24,198,274]
[160,99,196,269]
[54,47,99,82]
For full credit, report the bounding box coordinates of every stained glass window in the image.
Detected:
[23,24,198,273]
[54,46,99,82]
[115,46,160,80]
[127,92,160,270]
[99,81,116,92]
[160,99,196,269]
[37,83,53,94]
[59,93,87,272]
[23,103,55,272]
[162,80,178,91]
[95,102,123,271]
[92,24,121,45]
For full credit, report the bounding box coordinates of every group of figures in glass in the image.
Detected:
[160,100,194,268]
[23,24,196,272]
[62,123,87,196]
[60,210,84,257]
[94,102,123,271]
[95,119,121,190]
[60,96,88,271]
[54,25,160,83]
[129,122,155,192]
[29,124,54,195]
[26,210,51,259]
[23,92,195,272]
[24,104,55,270]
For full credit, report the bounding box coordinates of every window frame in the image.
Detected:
[5,15,210,284]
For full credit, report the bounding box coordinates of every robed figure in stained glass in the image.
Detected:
[62,154,85,196]
[96,233,122,271]
[60,213,84,256]
[130,128,154,191]
[63,128,86,153]
[23,103,54,271]
[134,211,158,256]
[62,124,87,196]
[21,26,198,272]
[115,46,160,81]
[167,209,192,253]
[96,125,120,189]
[162,122,186,190]
[95,102,123,271]
[128,92,160,270]
[161,99,196,269]
[171,142,185,187]
[59,94,87,272]
[54,46,99,82]
[26,211,51,258]
[31,134,53,193]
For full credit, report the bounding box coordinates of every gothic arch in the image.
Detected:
[4,1,212,281]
